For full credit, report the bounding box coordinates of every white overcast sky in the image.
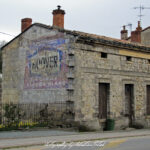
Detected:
[1,0,150,42]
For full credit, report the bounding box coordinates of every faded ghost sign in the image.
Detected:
[30,51,60,75]
[24,33,68,89]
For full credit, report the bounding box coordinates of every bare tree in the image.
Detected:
[0,41,7,73]
[0,41,6,48]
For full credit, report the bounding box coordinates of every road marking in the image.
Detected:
[98,139,127,150]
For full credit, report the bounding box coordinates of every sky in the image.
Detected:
[1,0,150,42]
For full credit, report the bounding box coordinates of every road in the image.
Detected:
[9,136,150,150]
[104,136,150,150]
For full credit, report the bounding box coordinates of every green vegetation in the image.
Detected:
[0,103,48,131]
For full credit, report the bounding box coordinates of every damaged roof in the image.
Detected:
[1,23,150,53]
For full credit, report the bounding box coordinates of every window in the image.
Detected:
[126,56,132,61]
[101,52,107,58]
[148,60,150,64]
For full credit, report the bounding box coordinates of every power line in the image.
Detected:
[0,32,16,37]
[0,31,36,42]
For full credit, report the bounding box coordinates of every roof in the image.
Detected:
[1,23,150,53]
[142,26,150,32]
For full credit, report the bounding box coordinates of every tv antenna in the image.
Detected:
[134,5,150,22]
[121,23,132,34]
[126,23,132,33]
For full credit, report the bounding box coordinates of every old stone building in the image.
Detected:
[1,6,150,130]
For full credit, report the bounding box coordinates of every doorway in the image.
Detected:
[146,85,150,115]
[125,84,134,127]
[99,83,110,119]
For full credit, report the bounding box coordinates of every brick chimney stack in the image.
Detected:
[52,5,65,28]
[121,26,128,40]
[21,18,32,32]
[131,21,142,43]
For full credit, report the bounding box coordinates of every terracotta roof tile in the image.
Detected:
[2,23,150,52]
[35,23,145,47]
[72,30,147,47]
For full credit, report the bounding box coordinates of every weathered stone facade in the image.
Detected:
[74,42,150,130]
[141,27,150,47]
[2,26,74,104]
[2,23,150,130]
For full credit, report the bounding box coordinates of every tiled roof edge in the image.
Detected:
[1,23,150,53]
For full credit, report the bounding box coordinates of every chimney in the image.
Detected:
[52,5,65,28]
[121,26,128,40]
[131,21,142,43]
[21,18,32,32]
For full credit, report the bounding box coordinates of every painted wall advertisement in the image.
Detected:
[24,33,68,90]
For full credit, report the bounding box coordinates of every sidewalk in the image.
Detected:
[0,129,150,149]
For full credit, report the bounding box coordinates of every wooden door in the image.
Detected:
[99,83,109,119]
[125,84,134,127]
[147,85,150,115]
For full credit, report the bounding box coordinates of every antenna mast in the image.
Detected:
[134,5,150,22]
[126,23,132,33]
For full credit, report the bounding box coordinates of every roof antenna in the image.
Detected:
[126,23,132,33]
[121,23,132,35]
[134,5,150,22]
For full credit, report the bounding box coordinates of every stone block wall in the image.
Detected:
[1,26,76,126]
[141,28,150,47]
[2,26,76,104]
[3,25,150,130]
[74,43,150,130]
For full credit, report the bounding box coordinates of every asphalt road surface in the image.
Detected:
[9,135,150,150]
[104,136,150,150]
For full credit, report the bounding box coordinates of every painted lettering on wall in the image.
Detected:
[24,33,68,89]
[30,51,60,75]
